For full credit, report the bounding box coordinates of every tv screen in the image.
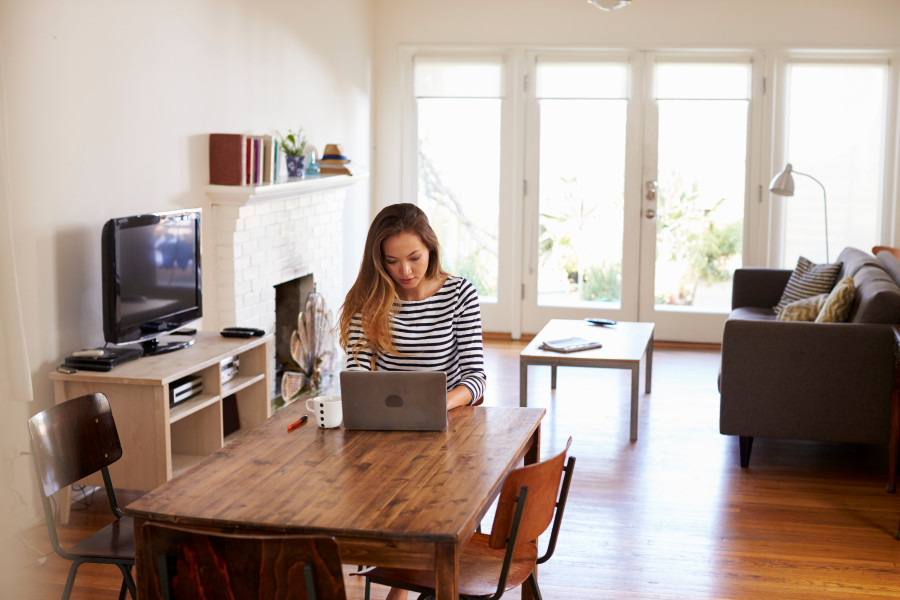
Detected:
[102,208,202,355]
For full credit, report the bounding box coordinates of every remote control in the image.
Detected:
[220,330,255,338]
[221,327,265,337]
[72,349,105,358]
[585,318,617,327]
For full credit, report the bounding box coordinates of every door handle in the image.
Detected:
[645,209,656,219]
[645,180,657,201]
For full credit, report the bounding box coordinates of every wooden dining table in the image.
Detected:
[126,403,546,600]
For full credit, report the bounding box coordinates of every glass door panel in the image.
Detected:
[537,98,627,308]
[654,99,747,310]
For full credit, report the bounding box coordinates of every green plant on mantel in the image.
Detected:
[278,128,307,157]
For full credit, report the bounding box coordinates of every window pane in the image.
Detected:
[655,99,747,310]
[782,63,887,266]
[537,98,627,308]
[417,98,500,300]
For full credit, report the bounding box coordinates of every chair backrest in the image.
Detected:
[140,523,347,600]
[489,436,574,551]
[27,392,123,497]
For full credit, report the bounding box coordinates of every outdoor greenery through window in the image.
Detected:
[414,57,501,300]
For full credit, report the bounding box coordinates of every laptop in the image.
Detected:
[339,370,449,431]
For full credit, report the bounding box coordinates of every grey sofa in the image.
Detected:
[719,247,900,470]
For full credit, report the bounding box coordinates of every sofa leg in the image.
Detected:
[739,436,753,468]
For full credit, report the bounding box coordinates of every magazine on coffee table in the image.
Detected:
[538,336,603,353]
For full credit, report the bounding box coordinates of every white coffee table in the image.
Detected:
[519,319,654,441]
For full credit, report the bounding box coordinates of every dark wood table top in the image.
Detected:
[126,404,545,546]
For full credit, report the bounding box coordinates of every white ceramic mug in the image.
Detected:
[306,395,343,428]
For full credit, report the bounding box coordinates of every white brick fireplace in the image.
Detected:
[203,175,365,334]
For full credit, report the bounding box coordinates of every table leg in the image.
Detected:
[434,542,459,600]
[519,361,528,408]
[551,365,557,389]
[630,364,639,441]
[645,333,654,393]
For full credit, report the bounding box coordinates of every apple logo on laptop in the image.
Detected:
[385,394,404,408]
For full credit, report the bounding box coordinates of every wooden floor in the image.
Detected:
[10,340,900,599]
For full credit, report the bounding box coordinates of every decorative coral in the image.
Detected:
[280,289,336,403]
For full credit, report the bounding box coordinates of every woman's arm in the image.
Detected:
[447,385,473,410]
[452,279,487,407]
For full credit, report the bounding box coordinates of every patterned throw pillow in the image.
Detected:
[815,275,855,323]
[776,293,828,321]
[773,256,843,314]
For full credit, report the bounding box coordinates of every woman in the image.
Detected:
[338,203,486,410]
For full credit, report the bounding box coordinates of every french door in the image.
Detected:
[411,50,760,342]
[521,52,758,342]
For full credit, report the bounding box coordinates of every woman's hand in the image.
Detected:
[446,385,474,410]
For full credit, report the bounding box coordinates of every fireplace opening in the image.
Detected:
[273,274,341,407]
[274,274,317,384]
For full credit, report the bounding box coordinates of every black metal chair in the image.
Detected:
[27,392,136,600]
[361,437,575,600]
[140,523,347,600]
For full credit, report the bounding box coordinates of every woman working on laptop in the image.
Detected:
[338,203,486,410]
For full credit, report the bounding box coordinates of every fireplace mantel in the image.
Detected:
[206,171,368,206]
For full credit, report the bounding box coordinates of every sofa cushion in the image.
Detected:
[776,293,827,321]
[773,256,843,314]
[815,275,855,323]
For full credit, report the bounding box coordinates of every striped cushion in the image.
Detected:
[776,293,828,321]
[773,256,843,314]
[815,275,855,323]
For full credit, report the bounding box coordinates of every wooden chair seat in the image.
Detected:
[362,533,538,598]
[68,516,135,560]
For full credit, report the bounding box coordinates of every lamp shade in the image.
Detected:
[587,0,631,10]
[769,163,795,196]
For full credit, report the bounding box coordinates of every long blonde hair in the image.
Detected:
[338,203,447,364]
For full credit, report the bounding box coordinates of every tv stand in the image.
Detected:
[50,331,272,524]
[140,336,194,356]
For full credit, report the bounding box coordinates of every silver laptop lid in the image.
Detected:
[339,371,448,431]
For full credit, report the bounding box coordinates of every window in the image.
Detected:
[781,61,888,266]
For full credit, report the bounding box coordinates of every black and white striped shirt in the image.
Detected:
[345,276,487,401]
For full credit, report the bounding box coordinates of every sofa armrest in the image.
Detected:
[719,319,895,445]
[731,268,793,310]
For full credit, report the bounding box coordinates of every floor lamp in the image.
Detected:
[769,163,830,263]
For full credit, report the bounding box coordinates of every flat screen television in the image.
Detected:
[102,208,202,356]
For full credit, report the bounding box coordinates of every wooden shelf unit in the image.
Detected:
[50,332,272,519]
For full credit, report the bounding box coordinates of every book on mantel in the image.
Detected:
[209,133,246,185]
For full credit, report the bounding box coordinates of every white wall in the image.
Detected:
[0,0,371,585]
[371,0,900,224]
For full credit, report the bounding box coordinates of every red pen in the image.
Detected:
[287,414,308,432]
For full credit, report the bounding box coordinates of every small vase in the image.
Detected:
[286,155,306,177]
